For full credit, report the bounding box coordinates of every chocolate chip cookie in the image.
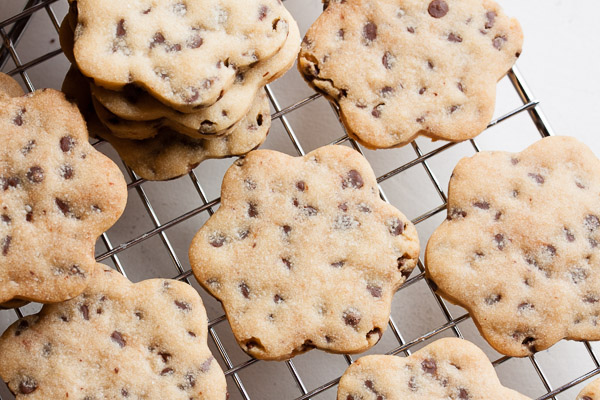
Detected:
[0,263,227,399]
[298,0,523,149]
[337,338,530,399]
[189,145,420,360]
[0,73,127,307]
[70,0,294,112]
[426,136,600,357]
[578,378,600,400]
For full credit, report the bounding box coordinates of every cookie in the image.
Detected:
[71,0,293,112]
[63,66,271,181]
[298,0,523,149]
[0,263,227,399]
[0,73,127,306]
[88,18,300,138]
[578,378,600,400]
[337,338,530,400]
[189,145,420,360]
[425,136,600,357]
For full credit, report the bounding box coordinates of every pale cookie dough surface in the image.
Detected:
[337,338,531,400]
[0,264,227,399]
[71,0,293,111]
[0,74,127,306]
[189,146,420,360]
[578,378,600,400]
[298,0,523,149]
[425,136,600,357]
[63,67,271,181]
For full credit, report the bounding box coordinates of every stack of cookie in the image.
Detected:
[60,0,300,180]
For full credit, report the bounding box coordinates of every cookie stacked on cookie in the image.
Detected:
[60,0,301,180]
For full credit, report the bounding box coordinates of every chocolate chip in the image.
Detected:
[449,105,460,114]
[209,233,226,247]
[585,215,600,231]
[80,304,89,320]
[387,218,404,236]
[188,331,196,337]
[174,300,191,311]
[571,268,588,284]
[408,376,417,391]
[55,198,70,215]
[544,244,556,257]
[371,104,384,118]
[584,294,599,304]
[258,5,268,20]
[150,32,165,48]
[407,26,415,33]
[485,294,501,305]
[13,114,23,126]
[448,208,467,220]
[172,2,187,16]
[458,388,470,399]
[42,343,52,357]
[200,356,213,372]
[337,29,345,39]
[21,140,36,155]
[367,284,382,298]
[331,261,345,268]
[188,34,203,49]
[296,181,306,192]
[421,358,437,374]
[185,87,200,103]
[19,377,37,394]
[457,82,464,92]
[60,165,74,180]
[382,51,395,69]
[485,11,497,29]
[239,282,250,298]
[342,170,364,189]
[158,351,172,363]
[60,136,75,152]
[343,309,361,328]
[522,337,536,352]
[473,201,490,210]
[448,33,462,42]
[161,368,174,376]
[528,173,545,184]
[1,214,10,224]
[303,206,318,216]
[494,233,506,250]
[428,0,449,18]
[282,258,292,269]
[493,35,507,50]
[111,331,126,348]
[518,302,534,312]
[363,22,377,42]
[168,43,182,52]
[15,320,29,336]
[248,202,259,218]
[273,294,284,304]
[116,19,126,37]
[2,235,12,256]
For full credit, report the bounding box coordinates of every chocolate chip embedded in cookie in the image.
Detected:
[0,73,127,306]
[0,264,227,399]
[337,338,531,400]
[70,0,294,112]
[189,145,420,360]
[577,378,600,400]
[298,0,523,149]
[425,136,600,357]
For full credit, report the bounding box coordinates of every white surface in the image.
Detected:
[0,1,599,399]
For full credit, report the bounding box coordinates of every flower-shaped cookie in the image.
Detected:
[0,264,227,399]
[426,136,600,356]
[337,338,530,400]
[189,146,420,360]
[0,74,127,306]
[578,378,600,400]
[71,0,293,111]
[298,0,523,149]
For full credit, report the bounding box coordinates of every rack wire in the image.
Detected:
[1,1,598,399]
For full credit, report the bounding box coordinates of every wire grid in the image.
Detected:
[1,1,599,399]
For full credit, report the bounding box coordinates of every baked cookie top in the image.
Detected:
[578,378,600,400]
[0,74,127,305]
[71,0,293,111]
[0,264,227,399]
[298,0,523,149]
[426,136,600,357]
[189,145,420,360]
[337,338,530,400]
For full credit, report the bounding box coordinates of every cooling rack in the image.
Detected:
[1,1,599,399]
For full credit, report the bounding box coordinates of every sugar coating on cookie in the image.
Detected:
[337,338,531,400]
[0,75,127,305]
[0,264,227,399]
[298,0,523,149]
[577,378,600,400]
[189,146,420,360]
[71,0,293,111]
[426,136,600,357]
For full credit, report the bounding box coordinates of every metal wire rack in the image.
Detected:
[1,1,599,399]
